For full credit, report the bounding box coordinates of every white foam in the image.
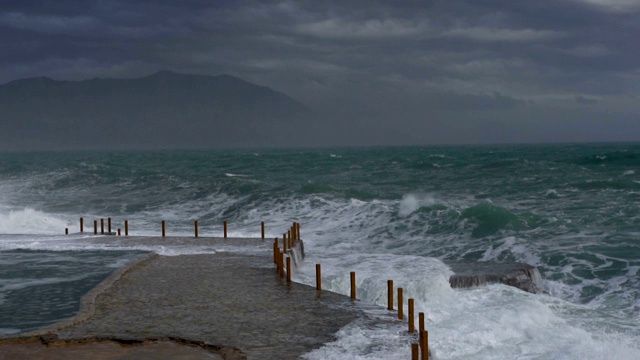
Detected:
[0,208,70,235]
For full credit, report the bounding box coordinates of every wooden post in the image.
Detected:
[100,218,104,234]
[286,256,292,283]
[118,228,121,236]
[261,221,265,239]
[297,223,301,239]
[162,220,166,237]
[419,312,425,335]
[350,271,356,300]
[408,298,415,333]
[108,217,112,233]
[280,252,285,278]
[65,227,68,235]
[124,220,129,236]
[93,220,97,235]
[421,330,429,360]
[273,238,278,264]
[387,280,394,310]
[194,220,199,238]
[223,220,228,238]
[288,230,291,244]
[316,264,321,291]
[398,287,404,320]
[80,217,84,232]
[283,233,288,253]
[411,343,419,360]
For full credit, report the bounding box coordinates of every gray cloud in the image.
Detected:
[1,0,639,144]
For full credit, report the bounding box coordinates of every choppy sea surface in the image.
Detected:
[1,144,639,359]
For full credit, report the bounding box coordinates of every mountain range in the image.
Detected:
[0,71,311,150]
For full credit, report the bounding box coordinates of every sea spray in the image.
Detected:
[0,144,639,358]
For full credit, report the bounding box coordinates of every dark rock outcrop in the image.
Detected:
[446,261,544,294]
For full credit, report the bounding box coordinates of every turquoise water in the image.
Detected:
[1,144,639,358]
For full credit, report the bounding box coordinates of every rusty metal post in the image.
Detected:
[421,330,429,360]
[283,233,288,253]
[398,287,404,320]
[316,264,321,291]
[350,271,356,300]
[223,220,228,238]
[408,298,415,333]
[274,238,279,263]
[411,343,419,360]
[279,252,285,278]
[388,280,394,310]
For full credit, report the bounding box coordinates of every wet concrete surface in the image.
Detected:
[0,237,390,359]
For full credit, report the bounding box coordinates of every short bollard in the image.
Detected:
[316,264,322,291]
[261,221,265,239]
[350,271,356,300]
[93,220,98,235]
[80,217,84,232]
[65,227,68,235]
[223,220,228,238]
[124,220,129,236]
[388,280,394,310]
[108,217,112,233]
[283,233,288,252]
[421,330,429,360]
[408,298,415,333]
[101,218,105,235]
[398,287,404,320]
[411,343,419,360]
[279,252,285,278]
[273,238,278,264]
[194,220,199,238]
[161,220,166,237]
[118,228,121,236]
[286,256,292,283]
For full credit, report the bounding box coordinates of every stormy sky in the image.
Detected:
[2,0,640,145]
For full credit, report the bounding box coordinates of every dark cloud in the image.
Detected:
[1,0,639,144]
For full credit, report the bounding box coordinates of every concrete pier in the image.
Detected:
[0,236,405,359]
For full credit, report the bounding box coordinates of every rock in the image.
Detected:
[446,261,544,294]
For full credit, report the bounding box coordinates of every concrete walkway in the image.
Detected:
[0,237,401,359]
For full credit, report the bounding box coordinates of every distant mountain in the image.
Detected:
[0,70,311,150]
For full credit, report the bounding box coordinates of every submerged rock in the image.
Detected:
[446,261,544,294]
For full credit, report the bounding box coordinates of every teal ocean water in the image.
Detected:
[1,144,639,358]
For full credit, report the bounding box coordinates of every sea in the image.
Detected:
[0,144,639,359]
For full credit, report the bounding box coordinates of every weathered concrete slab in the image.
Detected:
[0,237,396,359]
[446,261,544,294]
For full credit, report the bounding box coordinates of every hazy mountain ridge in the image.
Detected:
[0,71,310,150]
